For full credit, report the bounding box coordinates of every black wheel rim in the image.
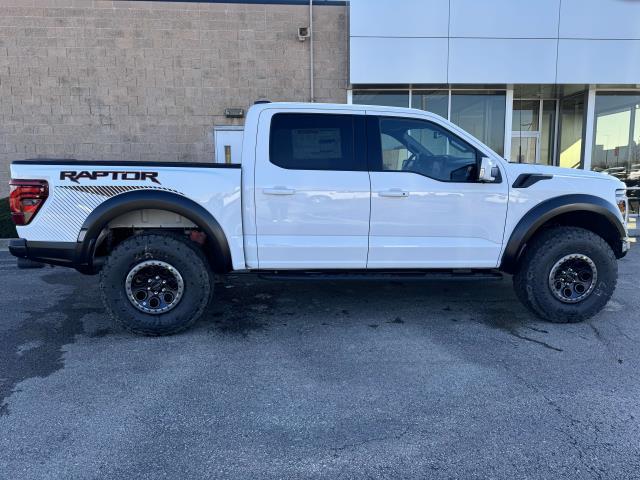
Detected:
[548,254,598,304]
[125,260,184,314]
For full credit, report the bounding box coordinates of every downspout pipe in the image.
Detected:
[309,0,314,102]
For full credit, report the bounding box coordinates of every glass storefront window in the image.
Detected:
[353,88,511,157]
[592,93,640,181]
[558,93,585,169]
[512,100,539,132]
[541,102,556,166]
[352,90,409,108]
[592,92,640,215]
[450,90,505,156]
[411,90,448,118]
[351,86,640,184]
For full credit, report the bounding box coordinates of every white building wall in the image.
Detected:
[350,0,640,85]
[448,39,557,84]
[350,0,449,37]
[557,40,640,84]
[448,0,560,38]
[559,0,640,39]
[350,38,449,84]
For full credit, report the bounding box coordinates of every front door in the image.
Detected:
[254,109,370,269]
[366,113,509,269]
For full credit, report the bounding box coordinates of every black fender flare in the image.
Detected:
[500,194,626,273]
[76,190,233,272]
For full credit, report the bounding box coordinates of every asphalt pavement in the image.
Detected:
[1,247,639,479]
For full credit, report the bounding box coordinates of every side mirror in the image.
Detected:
[478,157,497,182]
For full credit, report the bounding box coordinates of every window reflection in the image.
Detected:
[558,93,585,169]
[541,102,556,166]
[450,91,505,156]
[353,89,506,155]
[352,90,409,108]
[411,90,448,118]
[592,93,640,213]
[512,100,539,132]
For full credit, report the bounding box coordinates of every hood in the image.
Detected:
[507,163,626,189]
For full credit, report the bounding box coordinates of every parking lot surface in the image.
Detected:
[1,247,639,479]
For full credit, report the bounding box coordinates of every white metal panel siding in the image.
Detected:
[556,39,640,84]
[350,0,448,37]
[449,0,560,38]
[559,0,640,39]
[350,37,448,84]
[349,0,640,85]
[448,38,558,84]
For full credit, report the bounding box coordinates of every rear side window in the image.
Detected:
[269,113,365,171]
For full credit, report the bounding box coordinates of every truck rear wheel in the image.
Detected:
[513,226,617,323]
[100,233,211,335]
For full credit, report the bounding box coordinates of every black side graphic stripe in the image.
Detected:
[58,185,181,196]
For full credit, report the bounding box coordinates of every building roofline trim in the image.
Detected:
[116,0,348,6]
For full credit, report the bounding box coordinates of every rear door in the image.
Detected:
[254,108,370,269]
[366,112,509,268]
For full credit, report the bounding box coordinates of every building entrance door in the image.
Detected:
[214,126,244,164]
[511,131,539,164]
[512,99,540,164]
[512,98,557,165]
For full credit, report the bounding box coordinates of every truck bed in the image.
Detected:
[10,159,245,270]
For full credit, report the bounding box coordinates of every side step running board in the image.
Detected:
[257,270,504,282]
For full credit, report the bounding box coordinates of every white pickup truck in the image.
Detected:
[9,102,631,335]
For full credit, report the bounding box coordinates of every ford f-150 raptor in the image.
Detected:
[8,102,631,335]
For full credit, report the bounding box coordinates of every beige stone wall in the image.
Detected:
[0,0,348,196]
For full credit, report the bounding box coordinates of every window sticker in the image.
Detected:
[291,128,342,160]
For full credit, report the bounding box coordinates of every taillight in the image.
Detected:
[9,179,48,226]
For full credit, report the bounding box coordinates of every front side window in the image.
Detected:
[269,113,363,171]
[376,117,478,182]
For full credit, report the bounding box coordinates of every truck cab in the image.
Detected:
[243,103,507,270]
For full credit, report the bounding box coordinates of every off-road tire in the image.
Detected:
[513,226,617,323]
[100,232,211,335]
[513,264,541,316]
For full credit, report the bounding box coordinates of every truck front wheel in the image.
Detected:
[100,233,211,335]
[513,226,618,323]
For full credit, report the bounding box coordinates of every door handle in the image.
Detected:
[263,187,296,195]
[378,189,409,197]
